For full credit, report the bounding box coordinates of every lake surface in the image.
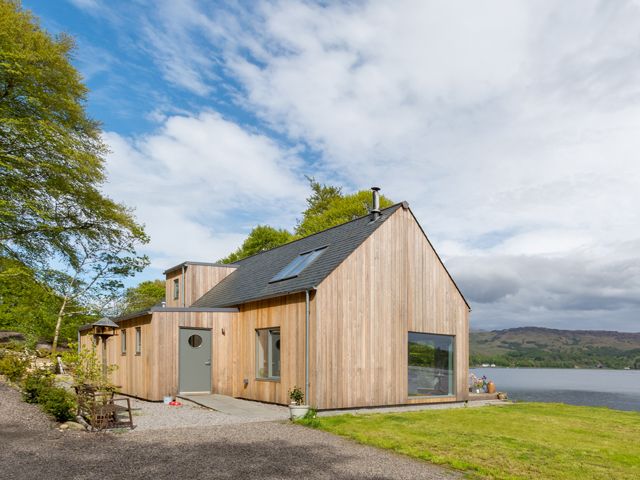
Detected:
[471,367,640,412]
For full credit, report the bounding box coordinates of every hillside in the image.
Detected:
[470,327,640,369]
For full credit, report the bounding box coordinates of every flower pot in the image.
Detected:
[163,396,173,404]
[289,404,310,420]
[487,381,496,394]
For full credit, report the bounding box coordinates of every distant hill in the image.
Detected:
[470,327,640,369]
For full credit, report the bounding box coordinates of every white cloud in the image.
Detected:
[102,112,308,272]
[86,0,640,330]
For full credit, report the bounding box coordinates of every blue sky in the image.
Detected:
[23,0,640,332]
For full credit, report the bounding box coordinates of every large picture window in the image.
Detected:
[256,328,280,380]
[408,332,454,396]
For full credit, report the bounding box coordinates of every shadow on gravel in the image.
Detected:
[2,426,396,480]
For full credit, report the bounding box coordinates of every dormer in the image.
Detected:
[163,262,237,307]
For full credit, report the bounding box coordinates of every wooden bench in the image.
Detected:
[75,385,134,431]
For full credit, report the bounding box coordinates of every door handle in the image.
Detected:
[205,360,211,366]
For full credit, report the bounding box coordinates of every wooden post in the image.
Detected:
[101,336,108,378]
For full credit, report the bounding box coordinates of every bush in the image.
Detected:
[22,369,54,404]
[0,354,29,382]
[288,385,305,405]
[38,386,76,422]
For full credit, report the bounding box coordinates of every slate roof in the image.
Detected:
[193,203,404,308]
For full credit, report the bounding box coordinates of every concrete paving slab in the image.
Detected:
[179,393,290,421]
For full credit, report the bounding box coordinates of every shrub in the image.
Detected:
[22,369,54,404]
[288,385,304,405]
[38,386,76,422]
[61,344,117,390]
[0,354,29,382]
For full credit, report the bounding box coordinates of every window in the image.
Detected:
[121,329,127,355]
[408,332,454,397]
[188,334,202,348]
[256,328,280,380]
[269,247,327,283]
[173,278,180,300]
[135,327,142,355]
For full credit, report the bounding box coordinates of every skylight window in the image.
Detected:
[270,247,327,283]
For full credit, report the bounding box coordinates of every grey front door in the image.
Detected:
[179,328,212,393]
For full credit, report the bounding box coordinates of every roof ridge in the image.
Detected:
[225,202,404,265]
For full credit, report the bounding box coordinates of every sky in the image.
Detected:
[23,0,640,332]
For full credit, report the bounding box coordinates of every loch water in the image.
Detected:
[470,367,640,412]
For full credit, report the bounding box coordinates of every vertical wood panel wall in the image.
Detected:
[80,311,237,401]
[151,310,236,400]
[312,206,469,409]
[79,315,154,399]
[185,265,236,305]
[233,294,306,405]
[165,270,182,307]
[165,264,236,307]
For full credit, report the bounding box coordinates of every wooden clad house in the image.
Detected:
[79,191,470,409]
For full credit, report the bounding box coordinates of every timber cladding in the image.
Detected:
[165,264,236,308]
[311,206,469,409]
[233,293,307,405]
[80,314,153,399]
[80,311,237,401]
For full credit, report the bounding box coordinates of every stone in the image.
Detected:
[61,421,85,431]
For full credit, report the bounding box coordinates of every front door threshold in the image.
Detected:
[179,391,211,396]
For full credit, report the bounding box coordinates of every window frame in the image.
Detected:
[269,246,327,283]
[407,331,455,398]
[255,327,281,381]
[173,278,180,300]
[121,329,127,355]
[135,327,142,355]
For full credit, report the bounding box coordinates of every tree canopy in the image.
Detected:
[220,179,394,264]
[0,258,89,345]
[0,1,149,346]
[0,0,147,268]
[120,279,165,314]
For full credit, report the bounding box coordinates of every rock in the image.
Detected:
[60,421,85,431]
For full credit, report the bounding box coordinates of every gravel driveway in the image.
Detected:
[0,382,459,480]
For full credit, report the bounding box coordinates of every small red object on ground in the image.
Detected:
[168,401,182,406]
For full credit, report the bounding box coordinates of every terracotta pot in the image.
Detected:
[486,381,496,394]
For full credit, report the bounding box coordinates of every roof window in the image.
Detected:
[269,247,327,283]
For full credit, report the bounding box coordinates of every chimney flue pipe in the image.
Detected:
[371,187,381,220]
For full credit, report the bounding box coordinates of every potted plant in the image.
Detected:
[288,385,309,420]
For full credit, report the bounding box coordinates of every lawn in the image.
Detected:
[299,403,640,480]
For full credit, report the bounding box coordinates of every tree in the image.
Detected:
[0,1,144,268]
[48,232,149,353]
[220,226,295,264]
[295,188,393,238]
[0,257,82,345]
[220,178,395,263]
[120,279,165,314]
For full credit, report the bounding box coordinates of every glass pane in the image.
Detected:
[136,328,141,354]
[256,330,269,378]
[188,334,202,348]
[270,330,281,378]
[270,247,326,282]
[121,330,126,353]
[408,332,454,396]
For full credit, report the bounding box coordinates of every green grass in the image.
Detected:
[298,403,640,479]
